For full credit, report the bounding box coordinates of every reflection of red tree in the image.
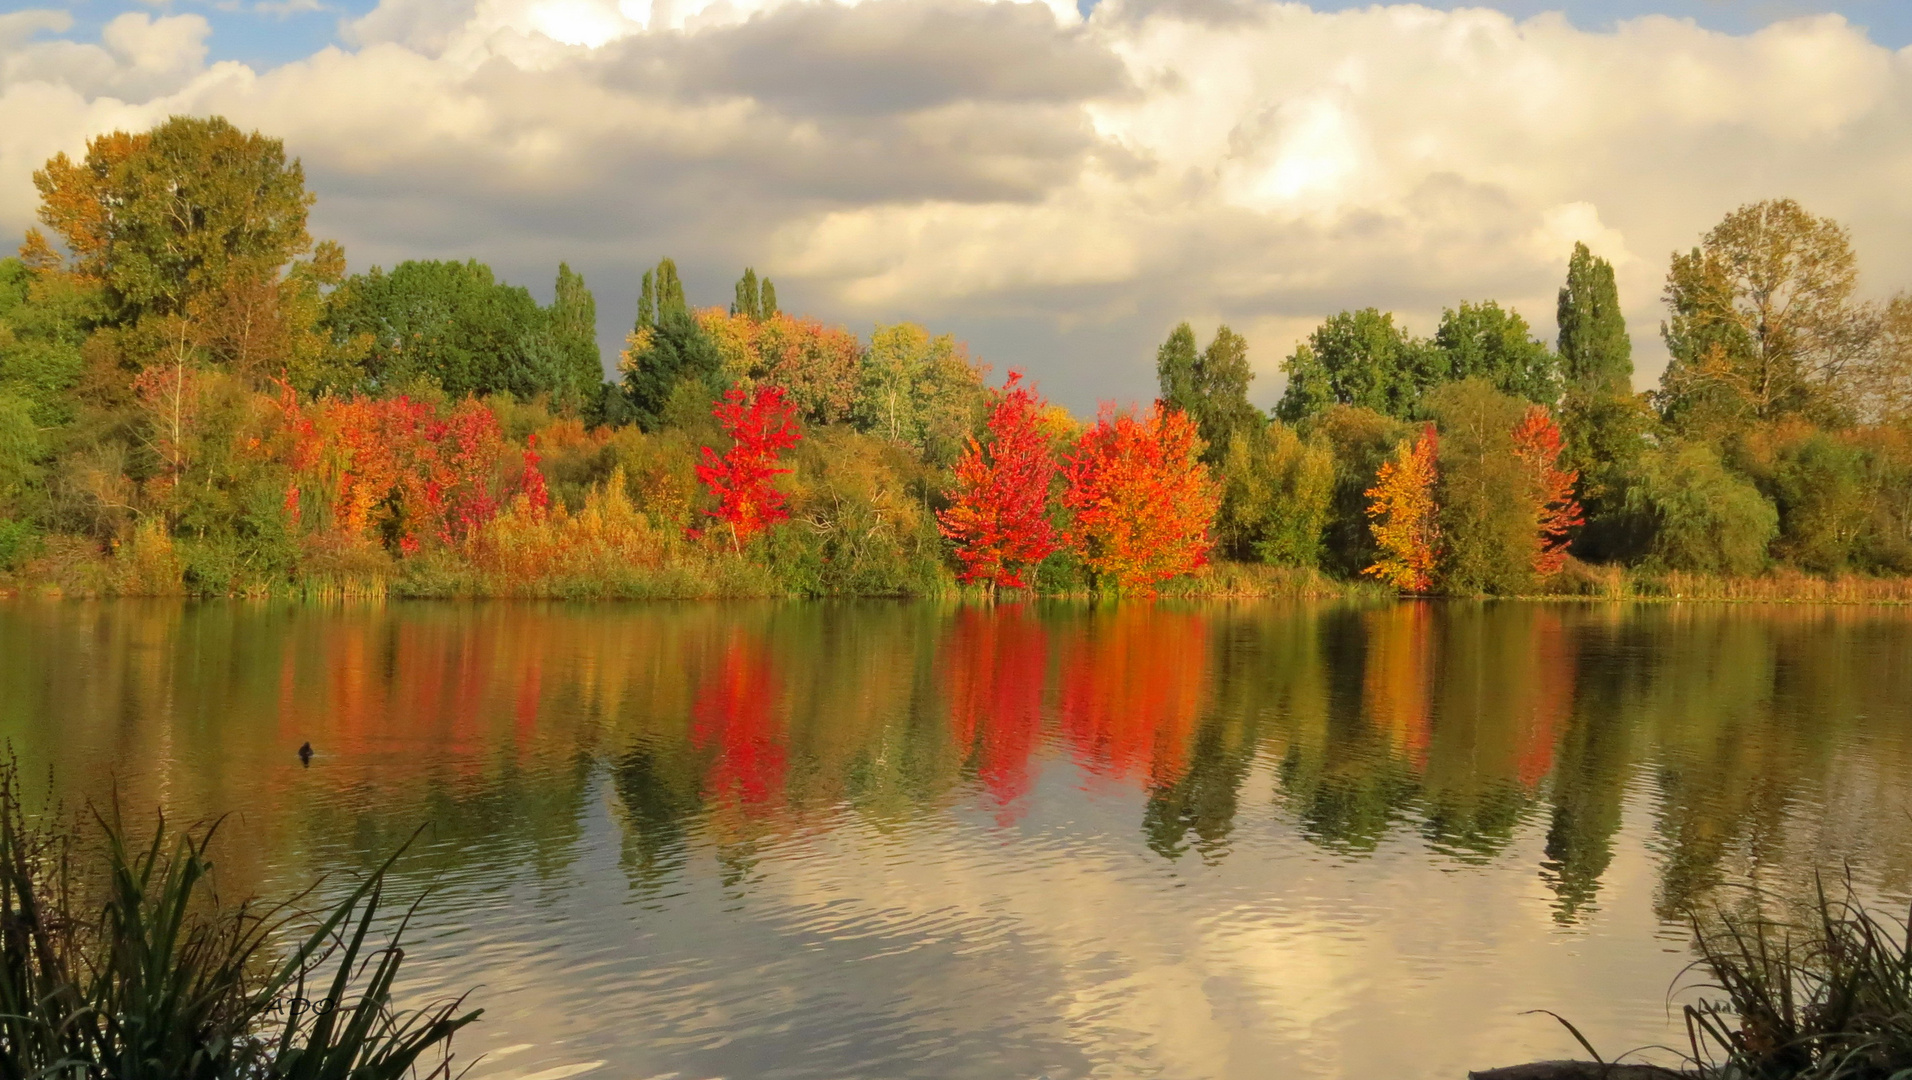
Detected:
[1058,607,1207,786]
[944,605,1048,817]
[1363,603,1433,768]
[1515,611,1573,789]
[692,638,787,810]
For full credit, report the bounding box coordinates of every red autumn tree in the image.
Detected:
[1510,405,1584,576]
[1364,425,1440,592]
[1060,403,1219,595]
[696,383,802,550]
[938,371,1058,591]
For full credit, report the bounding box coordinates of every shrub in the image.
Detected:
[0,517,40,572]
[775,426,947,595]
[464,467,671,592]
[115,518,183,595]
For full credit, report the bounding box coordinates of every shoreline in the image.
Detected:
[4,556,1911,605]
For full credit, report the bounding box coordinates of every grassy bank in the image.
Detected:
[1534,561,1912,605]
[4,529,1911,604]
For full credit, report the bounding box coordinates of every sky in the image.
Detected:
[3,0,1912,411]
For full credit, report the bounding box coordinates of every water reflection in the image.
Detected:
[2,599,1910,1078]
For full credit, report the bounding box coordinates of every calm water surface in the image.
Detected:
[4,599,1911,1079]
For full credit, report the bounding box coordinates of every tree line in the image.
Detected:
[0,114,1907,597]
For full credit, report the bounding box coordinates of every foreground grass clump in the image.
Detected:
[1679,880,1912,1080]
[0,769,479,1079]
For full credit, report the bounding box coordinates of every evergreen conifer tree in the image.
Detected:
[622,256,719,431]
[760,279,778,318]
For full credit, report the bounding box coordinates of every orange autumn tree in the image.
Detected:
[695,383,802,550]
[1061,403,1219,594]
[938,371,1058,591]
[1364,424,1440,592]
[280,392,511,554]
[1510,406,1585,575]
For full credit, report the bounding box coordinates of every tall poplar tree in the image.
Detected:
[730,267,778,321]
[732,268,762,320]
[1557,242,1631,397]
[1554,243,1648,561]
[551,263,601,411]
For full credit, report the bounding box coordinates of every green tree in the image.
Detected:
[1432,301,1559,405]
[1158,323,1264,464]
[852,323,986,465]
[1554,244,1649,561]
[1558,242,1632,398]
[28,116,346,387]
[1309,405,1412,578]
[325,260,571,400]
[551,263,602,412]
[1427,379,1535,595]
[0,258,91,427]
[634,257,687,332]
[1627,441,1778,575]
[1216,422,1334,567]
[1659,199,1870,432]
[730,267,778,321]
[621,306,723,433]
[1156,322,1198,413]
[1276,308,1442,423]
[32,116,314,329]
[1746,425,1870,574]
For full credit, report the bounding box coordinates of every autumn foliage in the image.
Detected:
[1511,406,1585,575]
[695,383,803,548]
[938,372,1059,590]
[1364,425,1441,592]
[280,392,512,553]
[1061,403,1220,594]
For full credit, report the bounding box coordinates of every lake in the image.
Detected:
[3,599,1910,1080]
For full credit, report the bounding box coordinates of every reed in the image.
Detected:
[0,763,478,1079]
[1679,877,1912,1079]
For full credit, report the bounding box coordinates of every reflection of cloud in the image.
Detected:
[3,3,1912,405]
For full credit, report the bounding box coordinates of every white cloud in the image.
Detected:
[0,0,1910,406]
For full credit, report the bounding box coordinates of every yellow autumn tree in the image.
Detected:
[1363,425,1440,592]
